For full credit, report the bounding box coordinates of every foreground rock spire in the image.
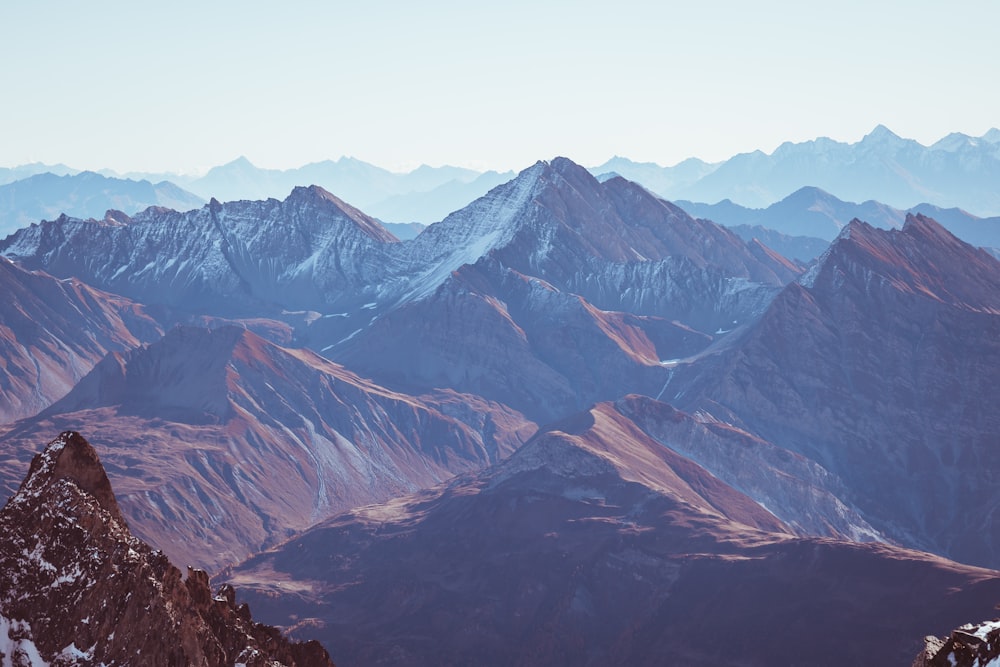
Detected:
[0,431,334,667]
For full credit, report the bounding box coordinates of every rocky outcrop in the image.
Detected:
[0,431,333,666]
[913,618,1000,667]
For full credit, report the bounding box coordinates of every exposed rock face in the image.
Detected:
[0,325,532,571]
[0,257,162,424]
[223,400,1000,667]
[0,431,333,667]
[914,618,1000,667]
[676,214,1000,566]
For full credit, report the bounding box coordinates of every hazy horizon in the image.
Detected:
[2,1,998,174]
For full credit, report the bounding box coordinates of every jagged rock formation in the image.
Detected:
[0,325,531,571]
[913,617,1000,667]
[0,431,333,667]
[224,399,1000,667]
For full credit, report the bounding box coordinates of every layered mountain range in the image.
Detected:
[0,158,796,355]
[0,150,997,665]
[0,171,205,237]
[675,185,1000,256]
[0,431,333,666]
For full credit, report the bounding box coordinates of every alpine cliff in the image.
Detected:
[0,431,334,667]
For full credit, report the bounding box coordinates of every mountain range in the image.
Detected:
[4,125,998,239]
[0,150,998,665]
[596,126,1000,216]
[0,171,205,237]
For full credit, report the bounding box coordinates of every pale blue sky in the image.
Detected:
[1,0,997,173]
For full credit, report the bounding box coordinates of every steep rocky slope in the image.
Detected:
[0,326,531,570]
[224,400,1000,667]
[676,214,1000,567]
[0,431,333,666]
[0,257,161,424]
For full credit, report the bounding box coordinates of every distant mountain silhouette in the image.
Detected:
[594,126,1000,216]
[0,171,204,236]
[675,185,1000,255]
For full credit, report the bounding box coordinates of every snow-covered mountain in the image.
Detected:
[0,185,400,317]
[315,158,799,420]
[1,158,798,350]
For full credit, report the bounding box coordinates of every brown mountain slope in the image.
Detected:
[0,325,532,571]
[223,399,1000,666]
[0,257,161,424]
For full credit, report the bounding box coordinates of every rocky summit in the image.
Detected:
[0,431,333,667]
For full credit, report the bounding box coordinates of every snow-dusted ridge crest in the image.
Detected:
[0,157,798,358]
[0,160,552,314]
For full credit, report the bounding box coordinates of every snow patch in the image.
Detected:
[0,616,49,667]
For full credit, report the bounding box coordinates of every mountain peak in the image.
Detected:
[802,213,1000,311]
[862,124,904,145]
[284,183,398,242]
[12,431,124,522]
